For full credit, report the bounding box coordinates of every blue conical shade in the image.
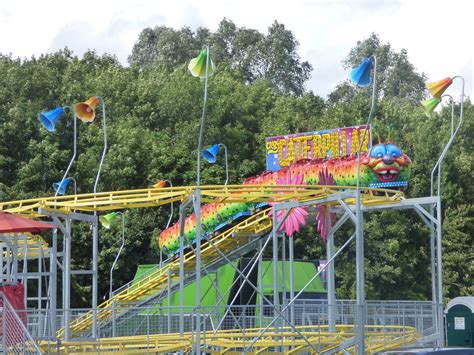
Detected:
[202,144,220,163]
[39,107,65,132]
[53,178,70,195]
[350,58,373,87]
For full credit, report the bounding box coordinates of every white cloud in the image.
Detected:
[0,0,472,98]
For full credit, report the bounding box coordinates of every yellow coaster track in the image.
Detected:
[0,184,404,341]
[0,184,403,218]
[42,325,420,354]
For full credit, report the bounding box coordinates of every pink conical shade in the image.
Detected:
[421,98,441,117]
[426,77,452,99]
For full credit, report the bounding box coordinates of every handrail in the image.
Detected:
[0,184,403,218]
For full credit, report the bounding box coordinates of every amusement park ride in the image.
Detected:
[0,50,466,354]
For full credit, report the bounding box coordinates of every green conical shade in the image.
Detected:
[99,212,118,229]
[421,98,441,117]
[188,49,215,78]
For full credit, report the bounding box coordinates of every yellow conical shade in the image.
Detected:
[75,96,100,122]
[99,212,118,229]
[426,77,452,99]
[188,49,215,78]
[421,98,441,117]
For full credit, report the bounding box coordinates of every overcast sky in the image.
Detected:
[1,0,472,99]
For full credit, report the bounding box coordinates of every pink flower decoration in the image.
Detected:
[268,170,308,237]
[316,168,337,241]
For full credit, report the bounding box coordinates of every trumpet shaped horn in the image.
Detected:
[53,177,70,195]
[99,212,119,229]
[75,96,100,122]
[421,98,441,117]
[38,107,66,132]
[350,58,373,87]
[202,144,220,163]
[188,49,215,78]
[427,77,453,99]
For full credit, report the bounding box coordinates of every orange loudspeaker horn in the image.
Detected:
[75,96,100,122]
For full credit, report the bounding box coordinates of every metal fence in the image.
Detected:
[0,291,41,354]
[11,299,439,353]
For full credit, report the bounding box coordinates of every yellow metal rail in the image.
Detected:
[1,234,50,259]
[0,184,403,217]
[43,325,420,354]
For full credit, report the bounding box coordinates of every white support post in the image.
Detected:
[64,218,71,341]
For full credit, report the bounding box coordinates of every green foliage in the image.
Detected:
[129,19,312,95]
[0,28,472,307]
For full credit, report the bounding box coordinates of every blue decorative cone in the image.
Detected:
[350,58,373,87]
[202,144,220,163]
[39,107,65,132]
[53,178,70,195]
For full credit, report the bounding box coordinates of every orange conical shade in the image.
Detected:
[426,77,452,99]
[152,180,167,188]
[75,96,100,122]
[421,98,441,117]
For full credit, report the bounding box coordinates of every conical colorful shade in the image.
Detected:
[426,77,452,99]
[153,180,168,188]
[75,96,100,122]
[188,49,215,78]
[350,58,373,87]
[99,212,118,229]
[39,107,66,132]
[53,178,70,195]
[202,144,220,163]
[421,98,441,117]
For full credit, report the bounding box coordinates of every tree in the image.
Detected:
[329,33,426,104]
[129,19,312,95]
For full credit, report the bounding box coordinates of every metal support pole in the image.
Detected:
[281,233,286,309]
[272,209,279,333]
[167,267,172,332]
[327,212,336,332]
[429,211,439,343]
[193,191,202,353]
[64,218,71,341]
[109,213,125,299]
[193,45,210,353]
[38,245,42,309]
[289,234,295,326]
[353,55,377,355]
[219,143,229,185]
[178,197,192,338]
[92,218,98,338]
[55,113,77,197]
[50,228,58,337]
[428,76,464,347]
[355,189,366,354]
[436,197,445,346]
[258,239,263,328]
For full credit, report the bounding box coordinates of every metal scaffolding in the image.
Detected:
[0,185,445,353]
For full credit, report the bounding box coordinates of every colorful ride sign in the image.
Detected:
[265,125,371,171]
